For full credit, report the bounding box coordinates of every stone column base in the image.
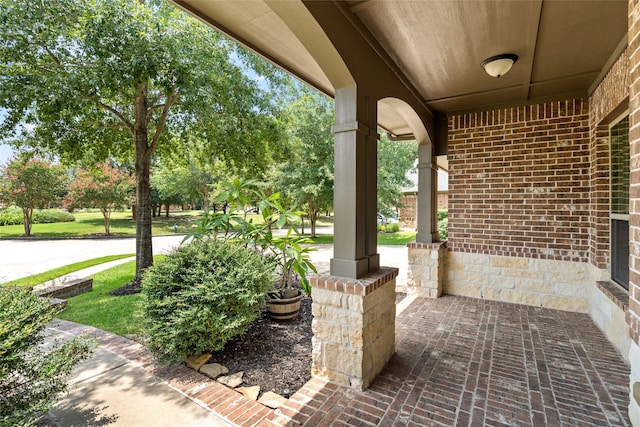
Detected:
[310,267,398,391]
[407,241,447,298]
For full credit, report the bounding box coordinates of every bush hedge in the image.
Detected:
[438,218,448,241]
[0,208,75,226]
[142,239,275,364]
[0,288,93,425]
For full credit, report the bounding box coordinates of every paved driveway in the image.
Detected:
[0,235,185,283]
[0,235,408,287]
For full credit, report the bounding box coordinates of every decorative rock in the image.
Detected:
[258,391,287,409]
[237,385,260,401]
[217,371,244,388]
[184,353,211,371]
[199,363,228,379]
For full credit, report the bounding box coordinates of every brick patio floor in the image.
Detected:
[53,295,631,426]
[271,295,631,426]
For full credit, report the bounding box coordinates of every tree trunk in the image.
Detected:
[133,97,154,284]
[102,208,111,235]
[165,203,169,217]
[310,210,318,238]
[22,207,32,236]
[301,215,305,235]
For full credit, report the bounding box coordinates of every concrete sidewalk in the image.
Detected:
[40,322,231,427]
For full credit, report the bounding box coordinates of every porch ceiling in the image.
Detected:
[170,0,627,131]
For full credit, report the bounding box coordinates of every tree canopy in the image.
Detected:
[0,157,66,236]
[274,86,334,237]
[377,135,417,218]
[65,163,134,234]
[0,0,285,284]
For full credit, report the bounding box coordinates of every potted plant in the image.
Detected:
[252,193,317,320]
[185,179,318,320]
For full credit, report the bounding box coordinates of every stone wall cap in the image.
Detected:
[407,241,448,249]
[310,267,399,296]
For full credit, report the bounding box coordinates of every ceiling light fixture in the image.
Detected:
[481,54,518,78]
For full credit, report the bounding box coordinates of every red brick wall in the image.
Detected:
[437,192,448,210]
[589,49,629,269]
[627,0,640,345]
[398,194,416,228]
[399,192,448,229]
[448,100,590,262]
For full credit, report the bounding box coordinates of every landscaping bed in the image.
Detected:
[206,297,313,397]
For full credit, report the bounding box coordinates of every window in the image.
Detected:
[610,114,629,289]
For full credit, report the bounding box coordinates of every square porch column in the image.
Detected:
[330,86,379,278]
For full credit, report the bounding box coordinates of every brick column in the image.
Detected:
[407,241,446,298]
[310,267,398,390]
[628,0,640,424]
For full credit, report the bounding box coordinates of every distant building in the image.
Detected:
[399,168,448,229]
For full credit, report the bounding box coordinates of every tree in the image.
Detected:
[275,87,334,237]
[0,288,93,425]
[377,135,418,218]
[0,0,284,286]
[65,163,134,234]
[151,155,225,214]
[0,157,65,236]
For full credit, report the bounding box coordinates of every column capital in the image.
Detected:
[332,121,379,139]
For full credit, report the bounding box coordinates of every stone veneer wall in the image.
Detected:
[628,0,640,423]
[407,241,446,298]
[310,267,398,391]
[445,252,591,313]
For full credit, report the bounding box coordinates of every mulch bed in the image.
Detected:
[112,288,406,397]
[208,297,313,397]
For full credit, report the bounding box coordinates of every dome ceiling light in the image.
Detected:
[481,54,518,78]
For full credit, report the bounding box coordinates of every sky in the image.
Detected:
[0,144,13,164]
[0,109,11,163]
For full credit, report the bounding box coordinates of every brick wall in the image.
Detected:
[398,192,448,229]
[398,194,416,228]
[628,0,640,347]
[437,192,448,210]
[589,49,629,268]
[448,100,590,262]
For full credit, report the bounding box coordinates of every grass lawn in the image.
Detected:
[57,259,146,337]
[0,209,334,238]
[0,209,202,238]
[307,231,417,245]
[5,254,135,287]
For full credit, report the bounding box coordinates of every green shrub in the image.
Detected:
[33,209,75,224]
[0,208,75,226]
[0,288,93,426]
[142,240,274,364]
[0,207,23,226]
[438,217,448,241]
[387,223,400,233]
[437,209,448,222]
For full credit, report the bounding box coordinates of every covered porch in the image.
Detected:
[168,0,640,423]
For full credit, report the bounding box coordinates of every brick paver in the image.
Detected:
[53,295,631,426]
[275,296,631,426]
